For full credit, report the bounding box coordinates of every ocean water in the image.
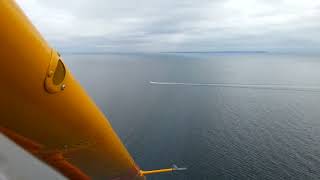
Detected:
[64,52,320,180]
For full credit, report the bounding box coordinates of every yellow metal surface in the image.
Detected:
[140,168,174,175]
[0,0,144,179]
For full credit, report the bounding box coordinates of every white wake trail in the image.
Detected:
[149,81,320,92]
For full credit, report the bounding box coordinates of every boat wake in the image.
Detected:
[149,81,320,92]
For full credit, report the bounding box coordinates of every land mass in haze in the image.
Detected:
[161,51,268,54]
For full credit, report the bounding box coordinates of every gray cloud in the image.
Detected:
[16,0,320,52]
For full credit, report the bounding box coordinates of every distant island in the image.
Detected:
[161,51,268,54]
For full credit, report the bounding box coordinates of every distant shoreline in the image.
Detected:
[160,51,268,54]
[59,51,268,55]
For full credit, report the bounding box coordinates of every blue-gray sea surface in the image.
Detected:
[64,53,320,180]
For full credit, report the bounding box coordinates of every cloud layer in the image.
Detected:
[16,0,320,52]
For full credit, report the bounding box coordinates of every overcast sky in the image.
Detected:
[16,0,320,53]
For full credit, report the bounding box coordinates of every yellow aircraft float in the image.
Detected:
[0,0,186,179]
